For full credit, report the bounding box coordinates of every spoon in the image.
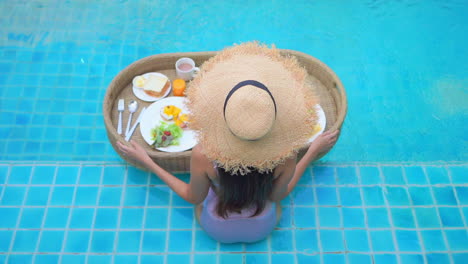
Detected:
[125,100,138,136]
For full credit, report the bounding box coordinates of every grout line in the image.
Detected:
[312,168,325,264]
[0,165,12,201]
[422,166,454,264]
[402,166,427,264]
[334,167,349,264]
[378,165,401,264]
[445,166,468,229]
[190,205,196,264]
[83,165,104,264]
[5,165,35,264]
[111,165,128,264]
[266,234,272,264]
[138,169,152,263]
[163,188,174,264]
[31,164,60,264]
[357,166,375,259]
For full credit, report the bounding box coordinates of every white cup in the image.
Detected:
[175,57,200,81]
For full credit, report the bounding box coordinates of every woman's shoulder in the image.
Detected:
[191,145,217,176]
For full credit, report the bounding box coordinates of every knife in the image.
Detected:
[125,107,147,142]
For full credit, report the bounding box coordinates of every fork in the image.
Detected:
[117,99,124,135]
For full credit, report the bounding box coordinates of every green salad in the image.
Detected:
[151,122,183,148]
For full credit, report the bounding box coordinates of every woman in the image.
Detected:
[117,43,339,243]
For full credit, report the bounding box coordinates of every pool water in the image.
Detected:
[0,0,467,263]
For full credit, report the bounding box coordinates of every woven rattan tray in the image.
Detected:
[103,50,347,172]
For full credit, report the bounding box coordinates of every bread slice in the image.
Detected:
[143,75,170,97]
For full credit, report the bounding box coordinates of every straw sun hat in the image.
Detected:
[186,42,318,175]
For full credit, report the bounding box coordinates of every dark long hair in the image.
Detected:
[216,167,274,218]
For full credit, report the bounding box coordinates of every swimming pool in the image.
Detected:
[0,0,467,263]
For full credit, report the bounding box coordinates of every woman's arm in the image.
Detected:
[117,141,211,204]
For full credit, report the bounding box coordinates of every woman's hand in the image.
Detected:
[117,140,152,166]
[308,129,339,154]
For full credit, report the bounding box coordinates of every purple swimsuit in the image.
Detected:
[199,186,277,243]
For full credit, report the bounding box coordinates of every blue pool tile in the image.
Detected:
[292,186,315,205]
[167,255,190,263]
[44,207,69,228]
[362,186,385,206]
[294,207,316,227]
[12,230,39,252]
[374,254,397,264]
[50,186,74,205]
[455,187,468,204]
[313,166,335,185]
[278,206,292,228]
[433,187,457,205]
[462,207,468,222]
[366,208,390,228]
[348,254,372,264]
[272,254,295,264]
[88,255,113,264]
[318,207,341,227]
[140,255,164,264]
[336,167,358,184]
[0,165,8,183]
[295,230,318,252]
[449,166,468,184]
[127,166,149,185]
[408,187,434,205]
[103,166,126,185]
[381,166,405,185]
[98,187,122,206]
[170,207,193,229]
[1,186,27,205]
[0,208,20,228]
[338,187,362,206]
[391,208,415,228]
[400,254,424,264]
[445,229,468,251]
[35,255,60,264]
[438,207,464,227]
[426,167,450,184]
[0,231,13,251]
[271,230,294,251]
[359,166,381,185]
[31,166,55,184]
[65,231,90,252]
[195,230,218,251]
[395,230,421,252]
[145,208,168,229]
[370,231,395,252]
[142,231,166,252]
[220,242,243,251]
[315,187,338,205]
[220,254,243,264]
[172,192,192,206]
[245,238,268,252]
[120,208,144,229]
[426,254,450,264]
[405,166,428,184]
[90,231,115,253]
[297,254,320,263]
[421,230,447,251]
[8,166,32,184]
[385,187,410,206]
[246,254,269,264]
[345,230,369,252]
[69,208,94,228]
[74,186,99,205]
[19,207,45,228]
[79,166,102,184]
[38,231,64,252]
[342,208,365,228]
[115,255,140,264]
[94,208,119,229]
[321,230,345,252]
[322,254,345,263]
[453,253,468,264]
[8,255,33,264]
[125,186,148,206]
[117,231,141,252]
[298,167,313,184]
[168,230,192,252]
[55,166,79,184]
[25,186,50,205]
[414,207,441,228]
[61,255,86,264]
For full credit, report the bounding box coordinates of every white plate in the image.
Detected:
[132,72,172,102]
[140,97,197,152]
[308,105,327,143]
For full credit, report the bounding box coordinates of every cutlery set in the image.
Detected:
[117,99,146,142]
